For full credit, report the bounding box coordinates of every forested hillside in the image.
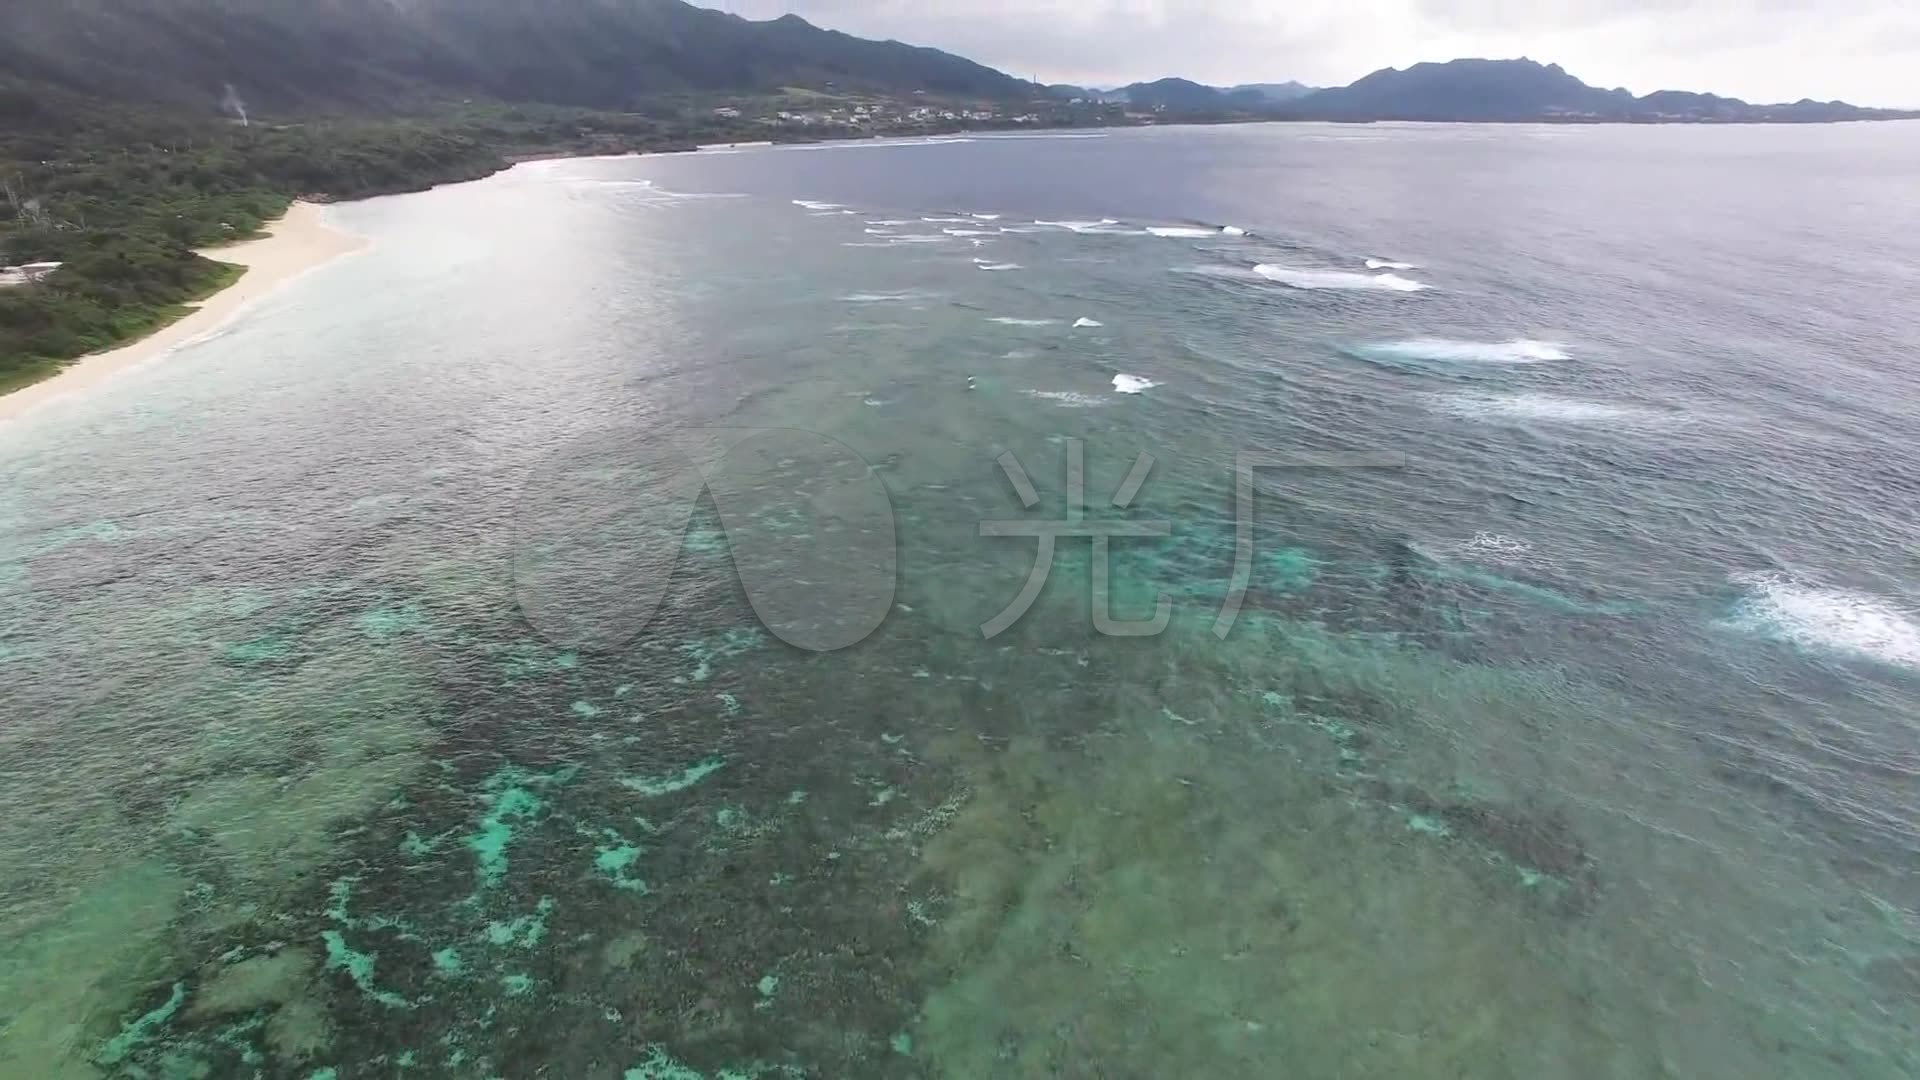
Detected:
[0,0,1043,392]
[0,0,1035,116]
[0,86,739,391]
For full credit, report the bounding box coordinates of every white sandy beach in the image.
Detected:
[0,200,367,422]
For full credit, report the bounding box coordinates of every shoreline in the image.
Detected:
[0,201,368,423]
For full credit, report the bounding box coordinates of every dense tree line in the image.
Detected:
[0,0,1033,114]
[0,91,710,390]
[0,66,1088,393]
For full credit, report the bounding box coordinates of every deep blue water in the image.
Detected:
[2,121,1919,1078]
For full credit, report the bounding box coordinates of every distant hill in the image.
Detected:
[1289,58,1914,122]
[1227,82,1319,104]
[1116,78,1248,111]
[1092,58,1910,123]
[1293,58,1619,121]
[1113,78,1311,111]
[0,0,1036,115]
[1047,84,1127,104]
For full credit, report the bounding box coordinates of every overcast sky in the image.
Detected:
[709,1,1920,106]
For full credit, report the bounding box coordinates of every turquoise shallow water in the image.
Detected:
[2,122,1919,1077]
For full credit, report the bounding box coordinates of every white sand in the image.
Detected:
[0,201,367,422]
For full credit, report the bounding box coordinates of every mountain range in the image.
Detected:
[0,2,1912,124]
[1076,60,1909,123]
[1284,58,1907,122]
[0,0,1034,113]
[1050,80,1320,110]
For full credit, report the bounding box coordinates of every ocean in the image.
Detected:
[2,121,1918,1078]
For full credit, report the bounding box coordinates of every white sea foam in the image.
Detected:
[572,179,745,200]
[922,216,974,223]
[1436,393,1657,425]
[975,262,1023,271]
[944,228,996,237]
[1113,374,1159,394]
[1253,264,1431,292]
[989,317,1059,327]
[1728,573,1920,670]
[1458,533,1535,563]
[863,228,897,235]
[1221,225,1248,237]
[1073,318,1104,328]
[785,137,973,151]
[1174,265,1264,281]
[1147,226,1220,239]
[973,132,1110,141]
[793,200,845,211]
[841,291,929,303]
[867,219,912,226]
[884,234,951,244]
[1035,218,1125,233]
[1366,258,1419,270]
[1366,338,1570,363]
[972,213,1002,221]
[1026,390,1107,408]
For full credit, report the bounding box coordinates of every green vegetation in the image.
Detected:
[0,92,736,392]
[0,112,488,389]
[0,0,1037,113]
[0,82,1121,393]
[0,0,1118,395]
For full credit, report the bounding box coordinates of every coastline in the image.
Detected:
[0,201,367,423]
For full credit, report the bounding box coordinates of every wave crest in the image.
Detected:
[1365,338,1569,363]
[1728,573,1920,670]
[1253,264,1431,292]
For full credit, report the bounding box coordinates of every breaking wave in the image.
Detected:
[1727,573,1920,670]
[841,291,932,303]
[1362,338,1570,363]
[1457,533,1536,564]
[1112,374,1159,394]
[1026,390,1108,408]
[1253,264,1431,292]
[1433,393,1662,425]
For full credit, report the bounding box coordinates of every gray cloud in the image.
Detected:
[709,0,1920,106]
